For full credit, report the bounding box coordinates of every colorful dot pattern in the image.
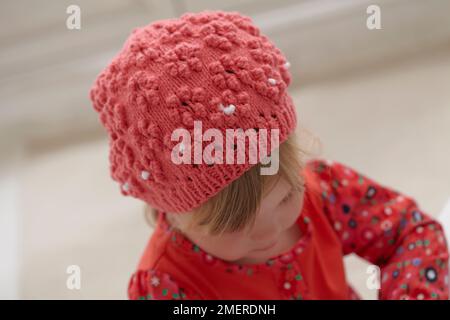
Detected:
[128,159,449,300]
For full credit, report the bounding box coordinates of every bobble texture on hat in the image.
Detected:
[89,10,297,213]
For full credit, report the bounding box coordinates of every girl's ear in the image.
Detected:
[165,212,178,227]
[167,211,192,230]
[144,205,158,228]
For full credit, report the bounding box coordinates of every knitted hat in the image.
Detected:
[89,11,297,213]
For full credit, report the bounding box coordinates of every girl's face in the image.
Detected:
[166,177,305,264]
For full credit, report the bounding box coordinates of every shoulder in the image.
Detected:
[302,158,365,202]
[303,158,339,190]
[128,248,205,300]
[128,215,186,300]
[128,217,203,300]
[128,267,189,300]
[304,158,355,179]
[304,158,393,195]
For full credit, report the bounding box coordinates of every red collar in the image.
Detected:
[156,201,313,274]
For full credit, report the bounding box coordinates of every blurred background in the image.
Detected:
[1,0,449,299]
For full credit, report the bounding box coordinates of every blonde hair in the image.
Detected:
[145,127,321,236]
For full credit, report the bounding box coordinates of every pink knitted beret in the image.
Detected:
[89,10,297,213]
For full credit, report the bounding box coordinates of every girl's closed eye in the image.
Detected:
[279,190,294,206]
[279,180,305,207]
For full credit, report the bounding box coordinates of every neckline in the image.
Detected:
[157,193,313,273]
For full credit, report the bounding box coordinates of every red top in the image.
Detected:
[128,159,449,300]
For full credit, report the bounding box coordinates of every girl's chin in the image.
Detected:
[235,249,278,264]
[237,254,272,265]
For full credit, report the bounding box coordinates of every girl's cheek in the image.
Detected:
[285,193,304,224]
[294,192,304,211]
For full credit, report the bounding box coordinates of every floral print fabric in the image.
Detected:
[128,159,449,300]
[314,160,448,299]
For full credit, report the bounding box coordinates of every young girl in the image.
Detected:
[89,11,449,300]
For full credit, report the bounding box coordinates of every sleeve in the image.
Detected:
[308,158,449,300]
[128,268,201,300]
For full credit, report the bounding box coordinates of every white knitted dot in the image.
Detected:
[141,170,150,180]
[220,103,235,115]
[122,182,130,192]
[268,78,277,85]
[283,282,291,290]
[283,61,291,69]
